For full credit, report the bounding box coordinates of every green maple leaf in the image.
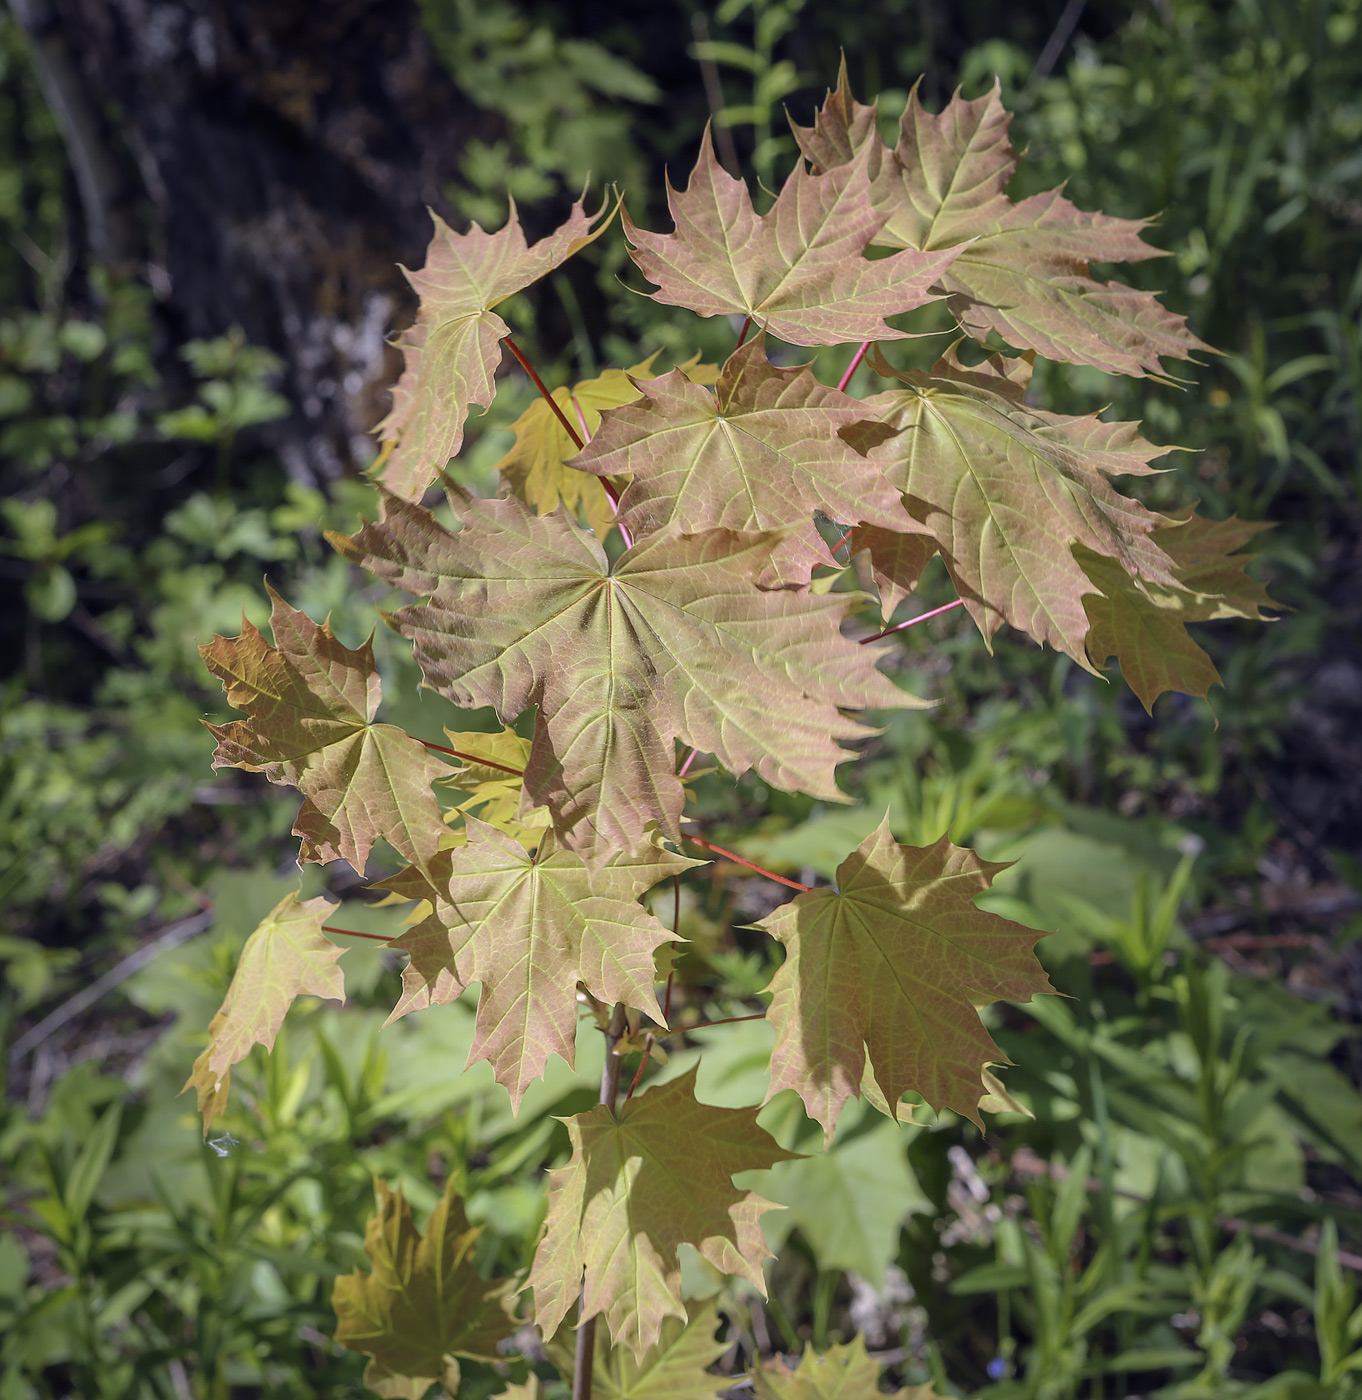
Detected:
[201,587,448,872]
[182,892,344,1131]
[1078,510,1273,711]
[546,1300,729,1400]
[332,1176,514,1400]
[376,197,612,500]
[793,67,1208,377]
[569,336,903,561]
[758,817,1053,1138]
[437,725,551,847]
[862,347,1178,664]
[848,524,938,622]
[495,354,718,537]
[751,1336,943,1400]
[380,820,700,1108]
[332,489,916,862]
[623,129,960,346]
[526,1066,799,1359]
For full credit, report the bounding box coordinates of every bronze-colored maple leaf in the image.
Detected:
[201,587,448,872]
[527,1067,799,1359]
[377,197,613,500]
[862,347,1179,664]
[569,336,903,562]
[332,489,917,863]
[380,820,701,1108]
[332,1177,514,1400]
[751,1336,943,1400]
[182,892,344,1131]
[848,524,939,622]
[793,66,1209,377]
[623,129,960,345]
[759,817,1053,1138]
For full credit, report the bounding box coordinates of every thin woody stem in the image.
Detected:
[832,526,855,558]
[860,596,965,645]
[677,746,701,778]
[837,340,871,392]
[682,832,811,892]
[665,1011,767,1033]
[735,316,752,348]
[418,738,524,777]
[503,333,585,451]
[320,925,393,942]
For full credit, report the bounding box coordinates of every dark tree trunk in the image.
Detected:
[11,0,496,479]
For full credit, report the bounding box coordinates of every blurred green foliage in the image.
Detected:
[2,0,1360,1396]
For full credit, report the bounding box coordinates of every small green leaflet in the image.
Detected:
[182,892,344,1131]
[751,1336,944,1400]
[201,587,448,872]
[332,1177,514,1400]
[759,817,1053,1138]
[381,820,701,1108]
[526,1066,799,1359]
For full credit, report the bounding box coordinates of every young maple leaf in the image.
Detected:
[379,820,701,1109]
[437,725,550,847]
[1078,511,1273,711]
[862,347,1179,665]
[332,489,918,864]
[495,353,718,537]
[376,196,613,500]
[758,817,1053,1140]
[622,128,960,346]
[201,586,448,873]
[568,336,904,563]
[182,892,344,1131]
[332,1177,514,1400]
[847,524,939,622]
[546,1300,729,1400]
[751,1336,943,1400]
[792,66,1209,378]
[526,1067,799,1359]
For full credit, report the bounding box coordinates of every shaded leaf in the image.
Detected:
[1153,511,1275,620]
[201,586,448,871]
[546,1300,728,1400]
[758,817,1053,1138]
[382,820,701,1108]
[570,336,904,560]
[332,1177,514,1399]
[182,893,344,1131]
[623,130,959,345]
[848,524,938,622]
[526,1066,799,1358]
[794,69,1208,377]
[333,489,916,863]
[863,347,1177,663]
[751,1336,942,1400]
[378,197,613,499]
[438,726,549,846]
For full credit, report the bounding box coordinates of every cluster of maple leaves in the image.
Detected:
[185,71,1271,1396]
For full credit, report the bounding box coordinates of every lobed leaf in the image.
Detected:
[526,1066,799,1358]
[381,820,701,1108]
[848,524,938,622]
[182,892,344,1131]
[332,489,918,864]
[623,128,959,345]
[201,587,448,872]
[862,347,1179,664]
[569,335,903,565]
[793,66,1209,377]
[758,817,1053,1139]
[377,197,613,499]
[332,1177,514,1400]
[751,1336,943,1400]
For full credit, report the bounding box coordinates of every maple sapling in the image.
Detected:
[187,64,1270,1400]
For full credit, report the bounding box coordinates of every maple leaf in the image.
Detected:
[182,892,344,1131]
[496,354,717,537]
[758,817,1053,1138]
[332,489,916,862]
[438,725,550,846]
[381,820,699,1107]
[332,1176,514,1400]
[793,67,1209,377]
[1153,511,1274,619]
[201,587,448,872]
[526,1066,799,1358]
[622,129,960,346]
[861,347,1179,664]
[376,197,613,499]
[546,1300,728,1400]
[848,524,938,622]
[569,336,904,560]
[751,1336,942,1400]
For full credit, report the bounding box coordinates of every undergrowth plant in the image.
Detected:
[184,67,1274,1400]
